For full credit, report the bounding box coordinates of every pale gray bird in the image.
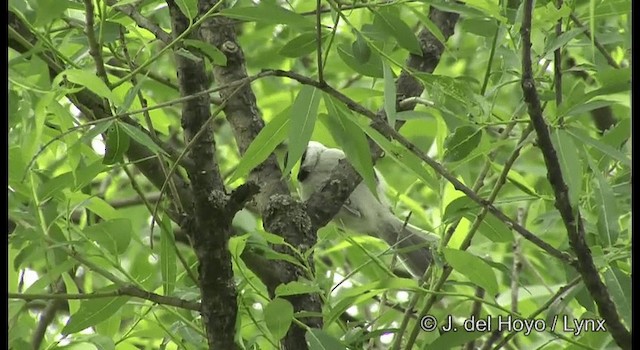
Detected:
[297,141,439,278]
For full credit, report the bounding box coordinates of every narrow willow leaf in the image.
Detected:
[357,121,438,190]
[279,32,324,58]
[407,6,446,44]
[477,214,513,243]
[57,69,119,103]
[116,81,144,115]
[490,161,538,197]
[337,44,384,78]
[429,330,485,349]
[227,108,290,184]
[183,39,227,66]
[604,266,631,327]
[351,32,371,63]
[174,0,197,20]
[119,122,168,156]
[383,62,397,127]
[103,122,130,165]
[275,281,321,297]
[443,196,480,224]
[264,298,294,341]
[83,218,133,256]
[62,290,129,335]
[306,328,348,350]
[543,28,587,57]
[550,128,582,208]
[70,121,113,151]
[566,127,630,166]
[284,86,321,175]
[443,126,483,162]
[326,278,418,326]
[24,259,75,294]
[443,248,499,296]
[322,95,377,197]
[221,4,314,28]
[159,214,177,295]
[586,151,619,246]
[373,9,421,55]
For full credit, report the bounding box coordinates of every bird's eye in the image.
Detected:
[298,168,310,182]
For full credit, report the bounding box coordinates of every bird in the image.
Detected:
[296,141,439,278]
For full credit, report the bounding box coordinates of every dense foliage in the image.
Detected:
[8,0,630,349]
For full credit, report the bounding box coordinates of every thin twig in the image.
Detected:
[569,13,620,69]
[491,277,582,350]
[106,0,172,44]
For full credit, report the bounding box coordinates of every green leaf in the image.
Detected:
[357,122,438,191]
[407,6,446,45]
[586,151,619,246]
[443,196,479,224]
[70,121,113,151]
[477,214,513,243]
[103,122,130,165]
[461,17,499,37]
[429,329,485,349]
[543,28,587,57]
[337,44,384,78]
[264,298,294,341]
[227,108,290,184]
[550,128,582,208]
[306,328,348,350]
[174,0,197,20]
[119,122,168,156]
[284,86,321,174]
[275,280,321,297]
[34,0,69,26]
[116,81,143,115]
[174,47,202,62]
[24,259,75,294]
[490,161,538,197]
[459,0,508,22]
[57,69,119,103]
[604,266,631,327]
[443,126,483,162]
[183,39,227,66]
[383,62,397,127]
[443,248,499,296]
[83,218,132,256]
[159,214,177,295]
[221,4,314,28]
[351,33,371,63]
[566,127,630,166]
[561,100,615,118]
[279,32,326,58]
[415,73,476,111]
[373,9,421,55]
[62,289,129,335]
[326,278,418,326]
[321,95,377,197]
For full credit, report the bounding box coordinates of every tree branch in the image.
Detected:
[166,1,242,348]
[9,285,200,311]
[521,1,630,348]
[196,2,322,348]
